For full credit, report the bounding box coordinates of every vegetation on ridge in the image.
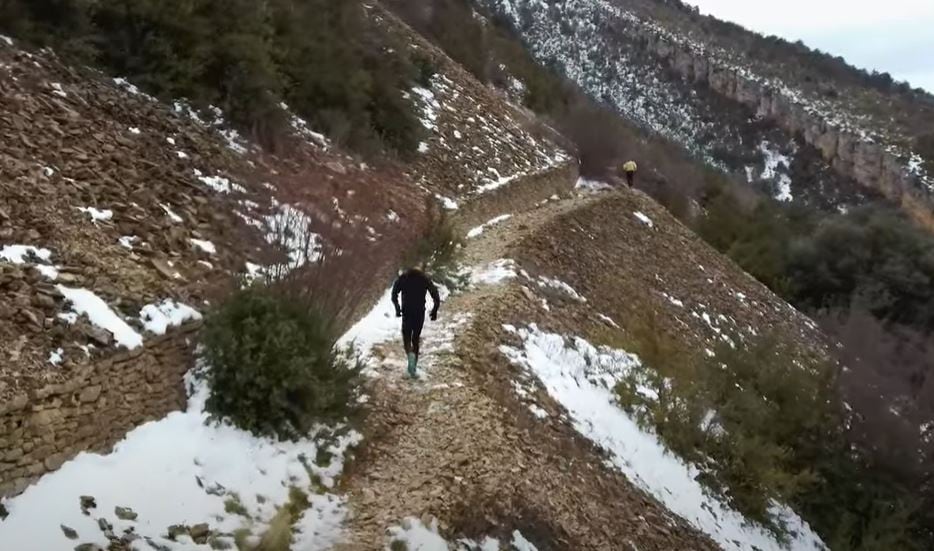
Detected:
[0,0,424,155]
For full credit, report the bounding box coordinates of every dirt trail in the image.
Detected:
[336,188,717,550]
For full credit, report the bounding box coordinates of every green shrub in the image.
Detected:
[614,328,925,544]
[200,287,361,440]
[404,202,466,290]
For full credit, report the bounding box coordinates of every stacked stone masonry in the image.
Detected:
[644,33,934,229]
[0,321,199,498]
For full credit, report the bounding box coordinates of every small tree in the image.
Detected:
[200,286,361,440]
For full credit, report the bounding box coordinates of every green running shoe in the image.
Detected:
[407,353,418,379]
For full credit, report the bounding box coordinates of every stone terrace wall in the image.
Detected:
[453,162,579,232]
[0,322,199,497]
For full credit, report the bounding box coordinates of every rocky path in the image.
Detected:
[335,190,718,550]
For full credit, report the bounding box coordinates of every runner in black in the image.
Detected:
[391,268,441,378]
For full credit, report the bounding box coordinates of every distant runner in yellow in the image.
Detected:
[621,160,638,187]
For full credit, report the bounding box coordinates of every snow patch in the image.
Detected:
[387,517,448,550]
[189,238,217,255]
[139,300,202,335]
[759,141,794,202]
[467,214,512,238]
[0,371,360,551]
[159,203,183,223]
[48,348,64,366]
[56,286,143,349]
[118,236,138,250]
[198,175,246,194]
[77,207,113,223]
[412,85,441,131]
[470,259,518,286]
[633,211,654,228]
[0,245,59,280]
[536,275,587,302]
[499,325,825,551]
[575,177,613,192]
[435,194,459,210]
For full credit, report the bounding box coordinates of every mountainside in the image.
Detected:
[0,2,932,550]
[479,0,934,225]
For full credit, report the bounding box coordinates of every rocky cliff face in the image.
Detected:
[642,31,934,228]
[480,0,934,226]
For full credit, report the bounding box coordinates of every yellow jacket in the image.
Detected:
[622,161,638,173]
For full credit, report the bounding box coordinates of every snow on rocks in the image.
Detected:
[76,207,113,223]
[280,102,329,148]
[48,348,64,366]
[633,211,654,228]
[575,177,613,192]
[759,141,794,202]
[139,300,202,335]
[0,371,361,551]
[534,275,587,303]
[469,259,518,286]
[435,194,459,211]
[0,244,60,279]
[0,34,13,46]
[387,517,450,550]
[387,516,542,551]
[499,324,825,551]
[50,82,67,98]
[198,174,246,194]
[189,238,217,255]
[118,236,138,250]
[56,286,143,349]
[466,214,512,238]
[412,85,442,131]
[112,77,140,96]
[159,203,183,223]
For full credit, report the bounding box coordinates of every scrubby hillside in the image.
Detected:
[478,0,934,225]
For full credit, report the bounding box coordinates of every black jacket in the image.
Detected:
[392,269,441,317]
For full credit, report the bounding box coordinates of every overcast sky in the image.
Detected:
[682,0,934,93]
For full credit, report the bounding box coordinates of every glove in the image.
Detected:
[430,311,438,321]
[395,308,402,318]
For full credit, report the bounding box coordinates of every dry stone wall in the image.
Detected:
[454,162,579,232]
[0,321,199,497]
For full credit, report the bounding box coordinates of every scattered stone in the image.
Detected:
[166,524,188,541]
[189,523,211,544]
[61,524,79,540]
[209,534,234,550]
[96,517,115,539]
[114,506,138,521]
[79,495,97,515]
[74,544,104,551]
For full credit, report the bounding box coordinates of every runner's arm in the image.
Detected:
[428,280,441,319]
[391,276,402,316]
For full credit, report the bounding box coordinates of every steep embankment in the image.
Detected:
[0,4,576,546]
[330,178,830,549]
[0,5,570,502]
[478,0,934,225]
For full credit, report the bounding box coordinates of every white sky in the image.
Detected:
[683,0,934,93]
